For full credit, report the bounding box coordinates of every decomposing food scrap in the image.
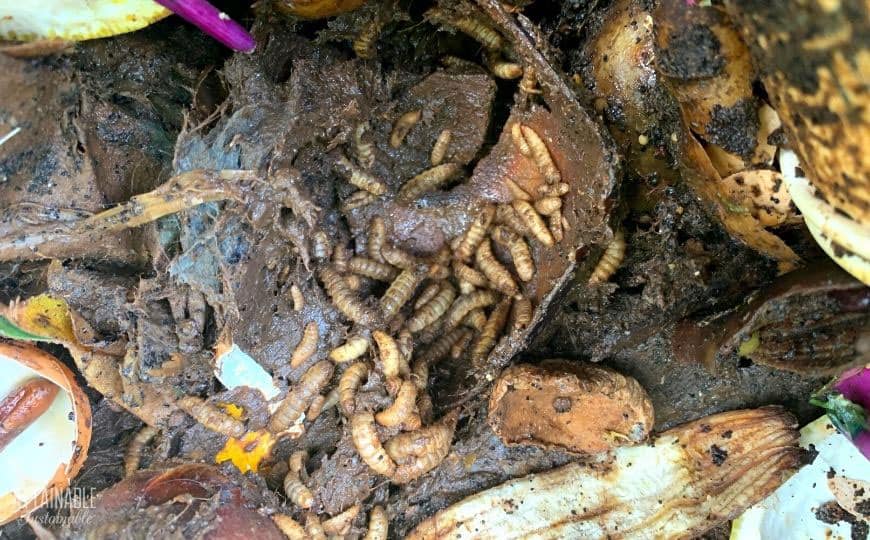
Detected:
[0,342,91,525]
[725,0,869,284]
[488,361,654,453]
[674,261,870,375]
[408,407,801,539]
[6,0,852,538]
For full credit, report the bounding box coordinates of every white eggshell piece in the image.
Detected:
[214,343,281,401]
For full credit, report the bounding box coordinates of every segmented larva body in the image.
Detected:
[418,327,468,364]
[461,308,487,332]
[511,296,533,330]
[330,335,370,363]
[323,504,361,536]
[306,387,338,421]
[351,412,397,476]
[445,290,501,329]
[381,245,421,270]
[176,395,246,438]
[390,110,422,148]
[289,450,308,476]
[475,239,519,296]
[426,9,504,50]
[124,425,158,476]
[337,155,388,195]
[373,330,407,378]
[290,322,319,369]
[410,358,429,391]
[290,284,304,311]
[549,210,564,243]
[458,280,476,295]
[272,514,307,540]
[450,329,474,360]
[511,123,532,157]
[345,274,364,291]
[538,182,570,198]
[375,380,419,427]
[430,129,452,166]
[363,505,389,540]
[415,316,445,345]
[453,261,489,288]
[495,203,530,235]
[512,200,554,246]
[489,58,523,79]
[387,410,460,484]
[381,269,421,320]
[269,360,334,432]
[427,247,452,280]
[520,66,541,95]
[307,394,326,420]
[520,125,561,184]
[350,256,399,282]
[339,362,368,416]
[354,18,383,60]
[470,298,511,363]
[454,205,495,262]
[440,55,484,70]
[504,178,532,201]
[283,469,314,509]
[414,282,442,310]
[311,231,332,261]
[397,329,414,363]
[320,267,376,325]
[333,245,351,273]
[305,513,327,540]
[407,284,457,332]
[368,215,386,262]
[534,197,562,216]
[417,392,434,423]
[342,190,378,212]
[354,122,375,168]
[398,163,462,202]
[492,225,534,282]
[589,229,626,284]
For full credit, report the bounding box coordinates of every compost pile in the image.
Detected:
[0,0,867,538]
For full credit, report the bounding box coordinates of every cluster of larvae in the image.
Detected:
[311,107,572,491]
[272,450,389,539]
[353,6,539,94]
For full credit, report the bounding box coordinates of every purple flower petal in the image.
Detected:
[154,0,256,52]
[833,365,870,410]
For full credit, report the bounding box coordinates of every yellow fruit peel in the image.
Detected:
[0,1,170,42]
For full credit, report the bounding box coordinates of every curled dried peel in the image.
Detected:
[408,406,800,539]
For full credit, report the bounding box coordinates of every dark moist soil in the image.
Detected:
[0,2,859,539]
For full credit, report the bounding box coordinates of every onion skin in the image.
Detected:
[154,0,256,52]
